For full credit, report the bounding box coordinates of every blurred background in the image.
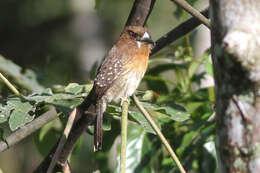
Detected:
[0,0,210,172]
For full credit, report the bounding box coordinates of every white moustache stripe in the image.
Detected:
[137,41,142,48]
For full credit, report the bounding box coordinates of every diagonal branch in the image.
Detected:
[125,0,156,27]
[0,72,20,97]
[133,95,186,173]
[151,8,209,55]
[171,0,210,28]
[47,108,78,173]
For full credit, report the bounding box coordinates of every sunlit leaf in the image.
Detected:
[8,99,35,131]
[65,83,83,94]
[142,90,154,101]
[205,54,214,77]
[188,53,207,79]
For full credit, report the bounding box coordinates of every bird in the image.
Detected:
[78,26,154,151]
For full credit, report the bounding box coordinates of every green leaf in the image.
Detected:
[185,102,205,113]
[72,135,84,154]
[0,55,44,92]
[0,104,11,124]
[177,131,198,156]
[142,90,154,101]
[140,102,190,122]
[102,116,111,131]
[8,99,35,131]
[88,115,112,132]
[208,87,215,102]
[129,111,156,134]
[95,0,101,9]
[114,125,152,173]
[26,85,89,115]
[0,128,9,148]
[205,55,214,77]
[162,157,175,167]
[65,83,83,94]
[34,117,62,157]
[188,53,207,79]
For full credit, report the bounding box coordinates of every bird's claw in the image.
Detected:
[120,98,130,106]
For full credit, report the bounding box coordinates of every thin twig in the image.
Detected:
[133,95,186,173]
[151,8,209,55]
[120,100,129,173]
[0,72,20,96]
[0,107,57,152]
[47,108,78,173]
[171,0,210,28]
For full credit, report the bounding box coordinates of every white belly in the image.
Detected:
[105,71,144,102]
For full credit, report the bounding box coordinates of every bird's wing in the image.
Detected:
[93,46,124,98]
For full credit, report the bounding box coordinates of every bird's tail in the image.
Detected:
[78,90,106,152]
[94,100,104,151]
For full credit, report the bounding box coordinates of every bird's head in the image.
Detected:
[120,26,155,50]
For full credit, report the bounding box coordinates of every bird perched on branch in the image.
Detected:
[79,26,154,151]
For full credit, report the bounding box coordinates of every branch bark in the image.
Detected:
[171,0,210,28]
[151,8,209,55]
[0,107,57,152]
[47,108,78,173]
[211,0,260,172]
[133,95,186,173]
[34,0,156,172]
[125,0,156,27]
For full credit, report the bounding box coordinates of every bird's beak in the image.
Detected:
[141,32,155,46]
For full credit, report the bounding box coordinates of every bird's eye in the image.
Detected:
[128,30,137,40]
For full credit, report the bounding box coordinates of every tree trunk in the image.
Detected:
[211,0,260,172]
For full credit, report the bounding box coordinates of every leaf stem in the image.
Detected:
[133,95,186,173]
[120,99,129,173]
[0,72,20,96]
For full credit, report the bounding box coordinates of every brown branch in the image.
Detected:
[34,1,157,172]
[34,108,90,172]
[133,95,186,173]
[125,0,156,27]
[151,8,209,55]
[0,107,57,152]
[47,108,78,173]
[171,0,210,28]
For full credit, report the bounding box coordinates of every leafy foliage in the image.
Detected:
[0,55,44,93]
[0,2,216,172]
[0,39,216,173]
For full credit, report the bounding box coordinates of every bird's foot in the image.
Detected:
[120,97,130,106]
